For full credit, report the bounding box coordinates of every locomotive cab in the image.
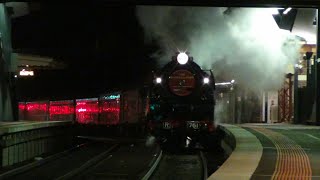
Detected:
[147,52,217,150]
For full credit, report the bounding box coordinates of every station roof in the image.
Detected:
[291,9,317,44]
[16,53,66,69]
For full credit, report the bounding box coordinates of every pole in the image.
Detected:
[294,66,299,124]
[0,4,14,121]
[288,74,293,122]
[316,9,320,124]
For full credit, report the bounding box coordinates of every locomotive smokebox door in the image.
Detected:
[168,70,195,96]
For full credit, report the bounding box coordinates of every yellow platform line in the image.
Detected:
[250,127,312,180]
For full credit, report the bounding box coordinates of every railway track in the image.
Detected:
[2,141,117,180]
[70,143,160,180]
[56,144,119,180]
[2,137,160,180]
[147,151,207,180]
[1,135,213,180]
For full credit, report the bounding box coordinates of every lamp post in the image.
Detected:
[316,9,320,124]
[294,64,299,124]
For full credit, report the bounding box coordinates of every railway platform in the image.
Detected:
[0,120,73,170]
[211,123,320,180]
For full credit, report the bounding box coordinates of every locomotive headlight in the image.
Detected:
[156,77,162,84]
[177,52,189,65]
[203,77,210,84]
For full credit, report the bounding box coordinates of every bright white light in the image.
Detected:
[19,69,34,76]
[231,79,235,83]
[283,7,292,15]
[177,52,189,65]
[156,77,162,84]
[14,75,17,78]
[268,8,285,15]
[295,64,303,69]
[203,77,209,84]
[215,82,232,86]
[292,31,316,44]
[185,137,191,147]
[78,108,87,112]
[269,8,279,15]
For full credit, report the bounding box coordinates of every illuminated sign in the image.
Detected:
[103,94,120,100]
[19,69,34,76]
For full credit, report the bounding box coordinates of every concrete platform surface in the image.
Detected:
[208,124,263,180]
[0,120,72,135]
[209,123,320,180]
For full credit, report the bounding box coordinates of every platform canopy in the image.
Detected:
[291,9,317,44]
[15,53,66,69]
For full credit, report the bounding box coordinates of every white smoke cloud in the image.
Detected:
[136,6,301,92]
[145,135,156,147]
[214,100,228,125]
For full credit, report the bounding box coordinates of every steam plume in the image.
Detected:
[136,6,301,92]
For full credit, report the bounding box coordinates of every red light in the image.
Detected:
[99,98,120,125]
[170,120,181,128]
[26,103,47,111]
[19,95,123,125]
[203,121,215,132]
[49,100,74,121]
[18,102,26,120]
[19,103,26,111]
[24,102,48,121]
[76,99,99,124]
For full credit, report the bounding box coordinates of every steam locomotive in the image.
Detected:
[147,52,217,149]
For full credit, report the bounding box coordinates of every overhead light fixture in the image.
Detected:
[283,7,292,15]
[215,82,232,86]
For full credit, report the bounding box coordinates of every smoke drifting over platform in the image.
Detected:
[136,7,301,92]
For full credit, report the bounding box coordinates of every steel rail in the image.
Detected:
[200,151,208,180]
[141,150,163,180]
[0,142,91,179]
[55,143,119,180]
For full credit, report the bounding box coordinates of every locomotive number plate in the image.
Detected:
[163,122,172,129]
[187,122,200,129]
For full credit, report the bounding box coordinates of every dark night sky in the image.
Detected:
[12,2,158,101]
